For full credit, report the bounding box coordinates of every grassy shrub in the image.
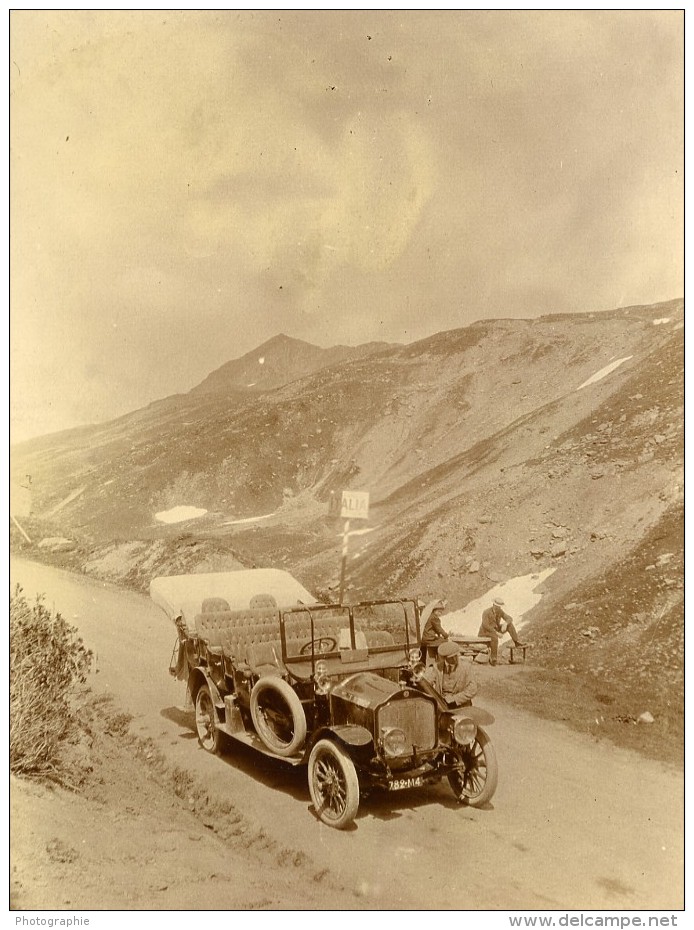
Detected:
[10,585,92,784]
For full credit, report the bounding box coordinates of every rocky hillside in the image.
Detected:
[11,298,684,749]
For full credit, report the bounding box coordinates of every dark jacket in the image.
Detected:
[421,612,448,646]
[479,604,512,637]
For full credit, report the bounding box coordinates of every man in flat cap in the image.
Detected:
[479,596,526,666]
[424,640,478,707]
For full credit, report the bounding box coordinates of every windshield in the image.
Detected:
[352,600,418,649]
[281,599,420,666]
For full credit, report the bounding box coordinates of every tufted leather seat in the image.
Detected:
[196,608,279,650]
[249,593,278,609]
[201,597,231,613]
[245,640,286,676]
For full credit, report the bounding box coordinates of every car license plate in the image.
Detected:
[388,776,423,791]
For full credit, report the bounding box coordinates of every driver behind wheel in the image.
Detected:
[424,641,478,708]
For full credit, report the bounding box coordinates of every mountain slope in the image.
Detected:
[12,299,682,543]
[11,298,683,755]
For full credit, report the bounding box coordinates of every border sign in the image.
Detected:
[340,490,369,520]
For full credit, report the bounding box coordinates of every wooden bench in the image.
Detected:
[508,643,533,664]
[451,635,492,661]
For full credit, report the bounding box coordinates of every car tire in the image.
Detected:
[308,739,360,829]
[448,727,498,807]
[250,676,307,757]
[195,683,222,753]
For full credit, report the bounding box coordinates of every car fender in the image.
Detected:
[189,666,224,710]
[454,705,495,727]
[307,724,373,754]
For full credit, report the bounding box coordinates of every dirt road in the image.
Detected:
[11,558,683,910]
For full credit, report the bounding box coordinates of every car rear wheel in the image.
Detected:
[448,728,498,807]
[308,739,360,829]
[195,684,222,753]
[250,677,307,757]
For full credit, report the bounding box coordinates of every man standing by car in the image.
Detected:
[479,596,526,666]
[424,640,478,707]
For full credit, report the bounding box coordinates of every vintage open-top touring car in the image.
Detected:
[151,569,497,829]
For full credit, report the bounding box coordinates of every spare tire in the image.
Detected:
[250,677,307,757]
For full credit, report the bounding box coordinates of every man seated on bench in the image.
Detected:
[479,597,527,667]
[420,599,450,664]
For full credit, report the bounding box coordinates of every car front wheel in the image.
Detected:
[308,739,360,829]
[448,727,498,807]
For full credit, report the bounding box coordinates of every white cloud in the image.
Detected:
[10,11,683,439]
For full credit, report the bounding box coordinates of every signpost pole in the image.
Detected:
[338,519,350,605]
[11,515,32,543]
[333,489,369,605]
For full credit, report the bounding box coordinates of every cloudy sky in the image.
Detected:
[10,10,683,442]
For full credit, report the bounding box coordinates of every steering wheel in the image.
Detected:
[299,636,337,656]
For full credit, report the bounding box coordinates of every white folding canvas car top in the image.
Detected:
[149,569,317,629]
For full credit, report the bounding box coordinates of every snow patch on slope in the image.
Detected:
[578,357,632,390]
[443,568,556,637]
[155,505,208,524]
[222,512,275,525]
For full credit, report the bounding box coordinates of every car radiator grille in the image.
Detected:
[378,698,436,751]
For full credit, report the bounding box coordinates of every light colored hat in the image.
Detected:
[438,640,461,658]
[420,598,446,626]
[493,597,505,606]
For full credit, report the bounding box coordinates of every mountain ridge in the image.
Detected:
[12,299,682,532]
[189,332,394,397]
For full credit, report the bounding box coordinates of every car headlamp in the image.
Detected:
[314,660,330,695]
[409,648,422,666]
[452,717,477,746]
[381,726,408,758]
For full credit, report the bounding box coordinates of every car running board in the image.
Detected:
[215,721,305,765]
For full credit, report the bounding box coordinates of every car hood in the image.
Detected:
[330,672,402,710]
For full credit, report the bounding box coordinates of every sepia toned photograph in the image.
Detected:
[10,10,683,915]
